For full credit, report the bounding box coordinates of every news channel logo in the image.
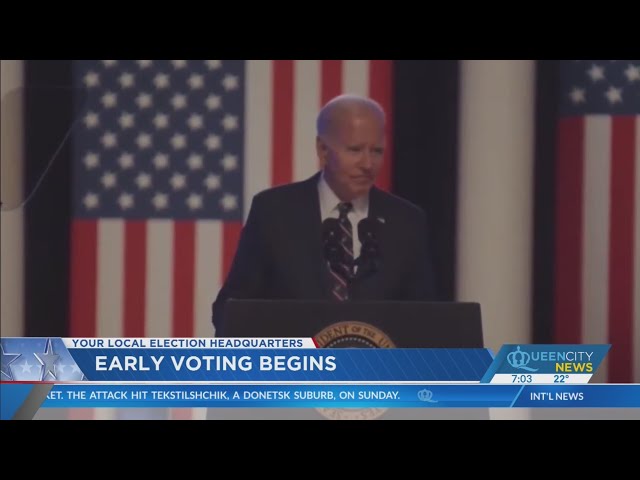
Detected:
[507,346,539,372]
[0,338,86,382]
[417,389,437,403]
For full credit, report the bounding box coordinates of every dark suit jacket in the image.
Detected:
[212,173,435,333]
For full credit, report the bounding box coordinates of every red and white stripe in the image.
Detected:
[68,60,393,419]
[554,115,639,383]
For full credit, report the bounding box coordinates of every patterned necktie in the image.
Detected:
[329,202,354,301]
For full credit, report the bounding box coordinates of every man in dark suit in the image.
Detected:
[211,94,435,334]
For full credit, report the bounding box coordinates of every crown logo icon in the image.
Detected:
[417,389,437,403]
[507,346,539,372]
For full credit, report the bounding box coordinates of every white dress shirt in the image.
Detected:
[317,171,369,260]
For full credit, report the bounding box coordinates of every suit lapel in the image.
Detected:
[291,173,331,297]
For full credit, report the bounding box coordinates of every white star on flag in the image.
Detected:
[152,192,169,210]
[205,134,221,151]
[205,60,222,70]
[101,171,117,189]
[221,153,238,171]
[118,192,134,210]
[84,152,100,169]
[187,114,204,131]
[221,114,239,131]
[101,132,117,149]
[186,193,203,210]
[101,92,117,108]
[83,192,100,209]
[220,193,238,211]
[119,112,135,129]
[170,173,187,190]
[119,153,135,169]
[119,72,135,89]
[222,74,239,91]
[153,113,169,129]
[135,172,152,189]
[136,93,153,109]
[171,133,187,150]
[587,64,605,82]
[205,94,221,111]
[136,132,153,149]
[187,154,204,170]
[188,74,204,90]
[204,174,221,191]
[84,71,100,87]
[171,93,187,110]
[153,153,170,170]
[84,112,99,129]
[154,73,170,89]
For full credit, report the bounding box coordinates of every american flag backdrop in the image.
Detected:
[553,60,640,382]
[67,60,392,418]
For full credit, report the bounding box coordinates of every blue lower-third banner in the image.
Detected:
[24,384,640,409]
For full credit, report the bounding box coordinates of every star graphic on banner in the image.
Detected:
[33,339,60,381]
[1,343,21,380]
[19,359,35,374]
[102,60,118,68]
[137,60,153,69]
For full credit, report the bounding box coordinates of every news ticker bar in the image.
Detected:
[19,384,640,408]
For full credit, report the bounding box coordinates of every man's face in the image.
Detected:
[317,110,385,201]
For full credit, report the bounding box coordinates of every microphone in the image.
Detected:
[356,218,380,276]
